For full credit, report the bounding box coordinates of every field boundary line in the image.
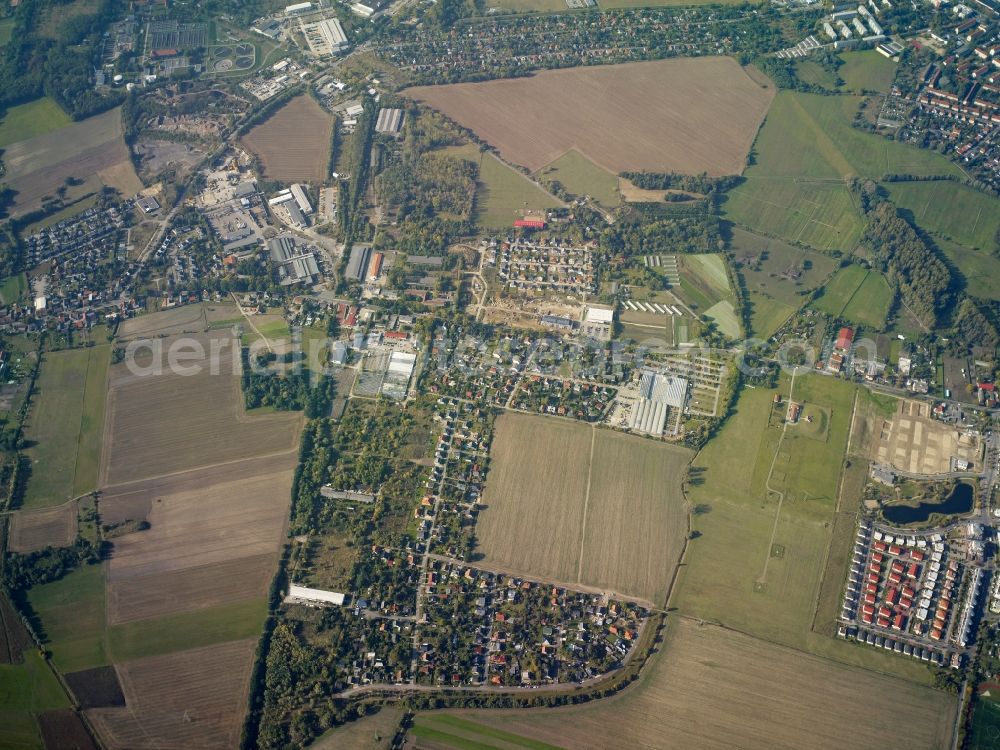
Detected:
[575,425,597,585]
[758,367,798,585]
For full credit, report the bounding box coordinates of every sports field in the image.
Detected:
[408,58,773,176]
[0,97,71,148]
[21,345,111,509]
[811,264,892,328]
[672,373,932,682]
[241,95,333,182]
[476,414,691,603]
[536,149,619,208]
[438,144,563,230]
[424,618,954,750]
[884,180,1000,252]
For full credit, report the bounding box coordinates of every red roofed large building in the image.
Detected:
[514,218,546,230]
[835,326,854,352]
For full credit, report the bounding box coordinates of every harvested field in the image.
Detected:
[2,107,141,217]
[0,592,33,664]
[406,58,774,176]
[116,304,241,341]
[311,707,402,750]
[87,639,257,750]
[65,666,126,709]
[8,503,76,552]
[37,709,98,750]
[436,618,956,750]
[477,414,690,603]
[241,95,332,182]
[100,332,301,485]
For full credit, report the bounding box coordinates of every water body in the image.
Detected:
[882,482,974,525]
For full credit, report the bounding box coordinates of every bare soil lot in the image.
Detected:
[116,304,241,341]
[86,639,257,750]
[442,618,955,750]
[8,503,76,552]
[133,139,206,179]
[241,95,332,182]
[37,709,98,750]
[100,332,301,485]
[874,399,981,474]
[2,107,142,216]
[65,666,126,709]
[405,58,773,175]
[477,414,690,603]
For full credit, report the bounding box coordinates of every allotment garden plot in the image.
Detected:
[475,413,691,603]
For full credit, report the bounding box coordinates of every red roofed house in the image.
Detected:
[514,218,546,230]
[835,327,854,352]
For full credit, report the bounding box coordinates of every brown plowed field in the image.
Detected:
[476,414,691,603]
[100,332,301,485]
[443,618,956,750]
[8,503,76,552]
[86,639,257,750]
[108,552,278,625]
[405,57,774,176]
[241,95,332,182]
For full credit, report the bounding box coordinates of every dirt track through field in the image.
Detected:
[405,57,774,176]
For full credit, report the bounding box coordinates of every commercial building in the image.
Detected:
[287,584,346,606]
[346,244,373,281]
[285,2,314,15]
[290,183,313,215]
[582,305,614,341]
[375,108,404,135]
[629,370,688,436]
[268,236,320,286]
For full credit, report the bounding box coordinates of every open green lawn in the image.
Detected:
[841,269,892,329]
[812,264,891,328]
[837,51,898,93]
[673,374,932,683]
[536,149,619,209]
[412,715,565,750]
[108,598,267,662]
[969,697,1000,750]
[0,273,27,305]
[440,144,562,230]
[723,178,863,253]
[747,292,795,339]
[22,345,111,509]
[677,255,740,337]
[28,563,108,674]
[730,226,839,306]
[936,239,1000,302]
[0,97,72,149]
[726,91,960,252]
[0,651,70,750]
[0,18,14,46]
[797,52,896,94]
[883,181,1000,252]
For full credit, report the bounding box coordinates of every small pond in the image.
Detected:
[882,482,974,525]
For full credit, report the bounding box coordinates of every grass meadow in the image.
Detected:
[884,181,1000,252]
[536,149,620,208]
[0,98,71,148]
[28,563,108,674]
[0,651,69,750]
[673,373,933,683]
[22,345,111,509]
[441,144,562,230]
[812,264,892,328]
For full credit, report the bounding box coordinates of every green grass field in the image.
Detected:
[536,149,619,209]
[673,374,932,683]
[411,715,565,750]
[811,264,891,328]
[747,292,795,339]
[723,178,863,253]
[677,255,741,337]
[936,239,1000,302]
[0,18,14,46]
[0,651,70,750]
[969,696,1000,750]
[28,563,108,673]
[799,51,897,94]
[0,97,72,149]
[108,598,267,662]
[729,226,839,306]
[0,273,27,305]
[725,91,961,252]
[884,181,1000,252]
[22,345,111,509]
[441,144,562,230]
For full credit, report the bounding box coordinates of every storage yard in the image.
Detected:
[405,57,774,175]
